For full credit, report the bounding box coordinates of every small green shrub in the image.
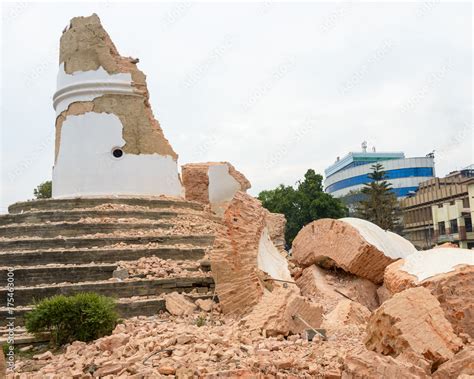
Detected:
[25,293,118,346]
[195,314,206,327]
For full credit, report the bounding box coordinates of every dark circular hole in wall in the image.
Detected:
[112,148,123,158]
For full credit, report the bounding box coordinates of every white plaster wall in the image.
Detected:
[400,248,474,281]
[207,164,241,214]
[257,227,293,282]
[52,112,183,198]
[341,217,417,259]
[53,64,138,115]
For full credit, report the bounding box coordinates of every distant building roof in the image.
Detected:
[325,151,405,178]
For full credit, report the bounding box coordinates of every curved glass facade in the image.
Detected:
[326,167,434,193]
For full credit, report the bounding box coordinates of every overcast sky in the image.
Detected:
[1,1,472,213]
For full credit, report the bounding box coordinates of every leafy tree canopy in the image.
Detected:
[33,180,52,199]
[258,169,347,246]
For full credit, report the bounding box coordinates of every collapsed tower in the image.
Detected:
[52,14,182,198]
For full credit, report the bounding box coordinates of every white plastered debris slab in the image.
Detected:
[400,248,474,282]
[341,217,417,259]
[257,227,292,282]
[208,164,242,214]
[53,64,139,115]
[52,113,183,198]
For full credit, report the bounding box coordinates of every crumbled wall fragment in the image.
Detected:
[365,287,463,367]
[292,218,416,283]
[210,192,291,316]
[295,265,379,312]
[210,192,266,316]
[263,211,287,252]
[181,162,251,215]
[242,287,323,337]
[384,248,474,336]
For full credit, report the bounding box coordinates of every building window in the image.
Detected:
[438,222,446,236]
[465,217,473,233]
[450,219,458,234]
[326,167,434,193]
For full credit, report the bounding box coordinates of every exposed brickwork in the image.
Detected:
[365,287,463,367]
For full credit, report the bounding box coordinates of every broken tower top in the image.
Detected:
[52,14,182,198]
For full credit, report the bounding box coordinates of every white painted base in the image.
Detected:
[341,217,417,259]
[52,112,183,198]
[400,248,474,281]
[257,227,292,282]
[207,164,242,215]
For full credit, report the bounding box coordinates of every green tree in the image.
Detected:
[258,169,347,246]
[33,180,52,199]
[355,163,399,230]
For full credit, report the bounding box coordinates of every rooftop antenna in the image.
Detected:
[361,141,367,153]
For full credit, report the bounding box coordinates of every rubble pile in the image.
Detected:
[118,257,206,279]
[12,306,367,378]
[10,183,473,378]
[6,13,474,379]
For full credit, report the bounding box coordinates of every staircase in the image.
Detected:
[0,197,218,338]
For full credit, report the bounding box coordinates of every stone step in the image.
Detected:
[0,264,117,286]
[0,234,215,252]
[0,221,172,238]
[0,294,215,328]
[8,197,203,214]
[0,277,215,306]
[0,260,209,287]
[0,246,207,266]
[0,209,179,226]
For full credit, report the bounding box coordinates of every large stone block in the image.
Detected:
[242,287,323,337]
[292,218,416,283]
[365,287,463,367]
[384,248,474,336]
[322,300,371,331]
[295,265,379,312]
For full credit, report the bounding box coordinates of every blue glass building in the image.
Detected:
[324,149,435,206]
